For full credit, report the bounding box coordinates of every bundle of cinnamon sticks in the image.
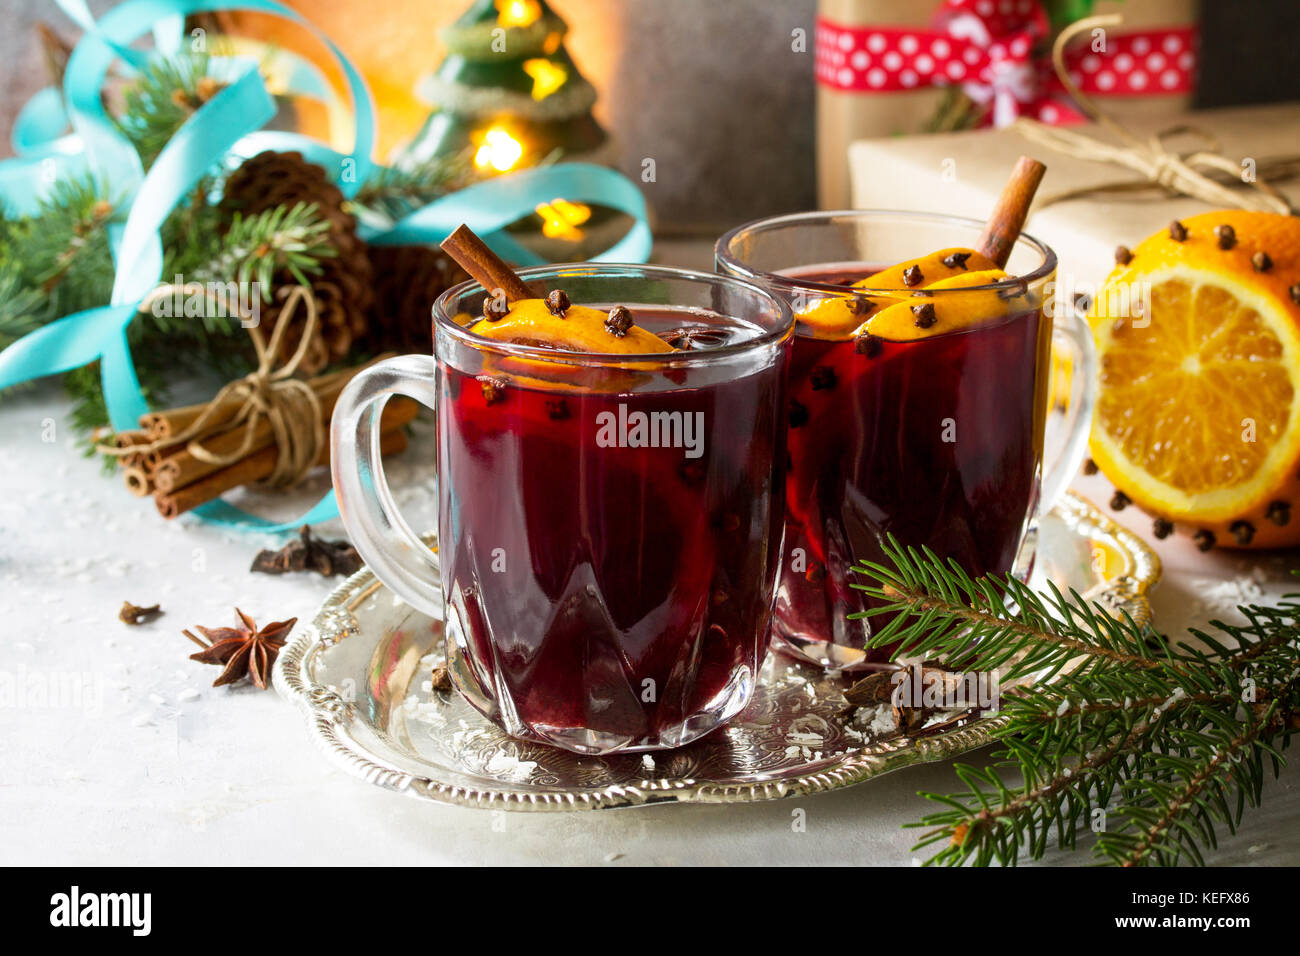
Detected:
[111,363,416,518]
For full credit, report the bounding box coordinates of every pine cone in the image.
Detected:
[219,151,373,373]
[365,245,469,354]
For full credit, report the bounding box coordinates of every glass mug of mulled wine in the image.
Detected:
[716,210,1096,671]
[331,264,792,754]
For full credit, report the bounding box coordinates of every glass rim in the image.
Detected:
[433,262,794,367]
[714,208,1058,298]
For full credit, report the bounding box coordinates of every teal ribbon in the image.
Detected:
[0,0,652,532]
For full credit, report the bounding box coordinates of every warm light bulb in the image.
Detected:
[475,126,525,172]
[497,0,541,28]
[536,198,592,240]
[524,58,568,100]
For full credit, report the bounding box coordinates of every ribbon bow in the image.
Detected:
[0,0,653,532]
[935,0,1052,128]
[813,0,1197,129]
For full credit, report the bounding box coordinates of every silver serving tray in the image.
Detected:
[275,492,1159,811]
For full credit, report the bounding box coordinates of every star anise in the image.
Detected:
[182,608,296,690]
[250,525,362,577]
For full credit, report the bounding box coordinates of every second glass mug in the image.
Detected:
[331,265,792,755]
[716,210,1096,671]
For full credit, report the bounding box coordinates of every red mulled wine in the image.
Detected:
[776,266,1051,665]
[437,307,787,753]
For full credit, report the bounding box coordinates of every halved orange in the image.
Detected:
[1088,210,1300,549]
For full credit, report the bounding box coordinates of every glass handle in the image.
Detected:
[1040,305,1097,513]
[330,355,442,618]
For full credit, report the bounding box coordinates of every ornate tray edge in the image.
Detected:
[274,491,1159,812]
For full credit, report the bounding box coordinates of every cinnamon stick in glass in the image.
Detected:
[440,224,534,303]
[975,155,1047,269]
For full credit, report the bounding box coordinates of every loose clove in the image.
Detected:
[119,601,162,625]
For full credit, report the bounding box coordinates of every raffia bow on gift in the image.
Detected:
[100,285,325,489]
[1015,15,1296,214]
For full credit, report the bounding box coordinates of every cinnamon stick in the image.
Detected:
[440,224,534,304]
[152,428,252,493]
[154,399,418,519]
[150,369,366,493]
[975,155,1047,269]
[111,430,151,470]
[138,361,374,439]
[123,465,153,497]
[140,396,247,441]
[143,442,185,471]
[157,425,408,520]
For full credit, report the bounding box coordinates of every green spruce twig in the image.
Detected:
[117,50,228,168]
[352,148,477,224]
[186,201,334,304]
[851,538,1299,867]
[0,263,49,351]
[1,46,342,436]
[6,176,117,318]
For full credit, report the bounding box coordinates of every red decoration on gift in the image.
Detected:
[814,0,1198,128]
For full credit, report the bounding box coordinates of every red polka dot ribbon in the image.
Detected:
[815,0,1198,128]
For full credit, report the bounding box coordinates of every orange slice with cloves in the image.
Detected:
[469,298,674,355]
[852,247,999,292]
[860,268,1019,341]
[469,297,675,394]
[796,247,999,339]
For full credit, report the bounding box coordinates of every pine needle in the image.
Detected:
[853,538,1299,867]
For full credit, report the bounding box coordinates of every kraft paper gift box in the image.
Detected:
[816,0,1199,208]
[846,101,1300,289]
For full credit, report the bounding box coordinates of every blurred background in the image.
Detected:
[4,0,1297,232]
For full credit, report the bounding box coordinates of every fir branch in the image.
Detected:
[117,50,228,168]
[198,201,334,296]
[0,263,49,350]
[1096,704,1279,866]
[159,174,225,279]
[851,540,1300,867]
[62,362,116,460]
[923,86,985,133]
[852,538,1176,681]
[353,148,477,223]
[1,50,335,436]
[9,176,117,318]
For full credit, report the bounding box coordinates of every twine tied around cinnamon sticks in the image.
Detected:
[100,284,324,489]
[1014,15,1297,215]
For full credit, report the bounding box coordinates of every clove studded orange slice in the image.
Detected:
[854,247,1000,292]
[469,296,674,394]
[470,297,674,354]
[1088,210,1300,549]
[796,247,1000,339]
[862,268,1018,341]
